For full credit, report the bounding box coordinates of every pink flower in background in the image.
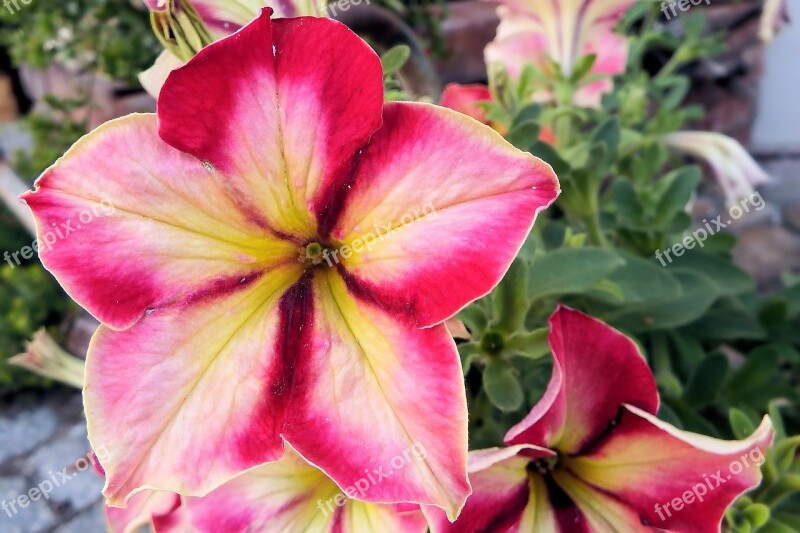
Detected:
[440,83,556,142]
[23,10,559,519]
[426,306,773,532]
[140,0,328,96]
[440,83,493,125]
[664,131,770,205]
[484,0,633,107]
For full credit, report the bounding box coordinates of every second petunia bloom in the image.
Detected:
[426,306,773,532]
[22,10,559,520]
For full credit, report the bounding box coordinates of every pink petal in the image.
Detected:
[85,265,303,505]
[157,11,384,238]
[424,448,532,533]
[328,102,559,328]
[505,305,659,453]
[105,490,184,533]
[21,115,299,331]
[187,445,428,532]
[281,269,471,520]
[568,406,774,532]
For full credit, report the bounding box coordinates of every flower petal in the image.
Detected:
[139,51,185,98]
[327,102,559,328]
[425,449,531,533]
[567,406,774,533]
[85,264,303,505]
[187,445,428,533]
[573,31,628,108]
[505,305,659,453]
[424,445,557,533]
[157,11,384,237]
[280,268,471,519]
[105,490,184,533]
[552,469,650,532]
[21,114,298,331]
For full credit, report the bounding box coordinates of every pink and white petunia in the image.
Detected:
[106,490,188,533]
[664,131,770,205]
[22,11,559,519]
[188,444,428,532]
[106,445,428,533]
[484,0,633,107]
[140,0,328,96]
[426,306,774,532]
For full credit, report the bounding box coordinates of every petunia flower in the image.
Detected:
[426,306,773,532]
[106,490,188,533]
[106,445,428,532]
[140,0,327,96]
[664,131,769,205]
[22,10,559,519]
[759,0,790,42]
[484,0,633,107]
[9,329,85,389]
[439,83,556,143]
[188,444,429,532]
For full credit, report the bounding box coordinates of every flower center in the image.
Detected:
[299,242,333,268]
[527,456,559,476]
[480,331,505,355]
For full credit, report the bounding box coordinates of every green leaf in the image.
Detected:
[672,250,754,296]
[512,104,543,127]
[725,346,780,400]
[528,248,624,301]
[458,343,480,376]
[683,297,767,341]
[528,141,570,174]
[656,76,690,111]
[483,359,524,412]
[657,403,683,428]
[598,253,682,305]
[457,305,488,337]
[591,118,620,168]
[492,258,529,333]
[506,328,549,359]
[741,503,771,529]
[506,121,542,151]
[669,331,707,377]
[611,271,718,332]
[570,53,597,82]
[729,408,757,439]
[653,166,701,225]
[612,180,644,228]
[774,436,800,472]
[380,45,410,76]
[682,353,728,407]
